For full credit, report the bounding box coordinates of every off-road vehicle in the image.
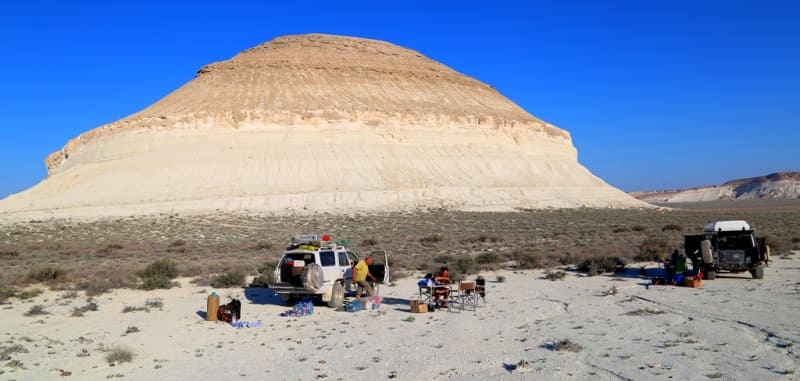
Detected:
[268,234,389,308]
[684,220,769,280]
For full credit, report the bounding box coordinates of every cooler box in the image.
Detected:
[410,300,428,313]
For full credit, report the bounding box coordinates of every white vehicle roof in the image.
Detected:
[704,220,751,232]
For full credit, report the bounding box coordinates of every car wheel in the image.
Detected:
[328,282,344,309]
[705,270,716,280]
[751,265,765,279]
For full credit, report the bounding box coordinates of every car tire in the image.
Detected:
[301,263,324,291]
[705,270,717,280]
[328,281,344,309]
[751,265,765,279]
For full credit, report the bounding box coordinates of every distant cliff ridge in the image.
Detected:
[631,172,800,203]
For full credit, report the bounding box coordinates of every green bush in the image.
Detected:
[211,271,245,288]
[141,276,175,290]
[139,259,178,279]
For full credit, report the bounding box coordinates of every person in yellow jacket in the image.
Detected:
[353,255,376,302]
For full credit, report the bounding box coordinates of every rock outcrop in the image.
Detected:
[1,34,645,217]
[631,172,800,203]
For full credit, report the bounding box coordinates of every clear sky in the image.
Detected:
[1,1,798,199]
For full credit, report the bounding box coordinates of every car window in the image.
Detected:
[320,251,336,267]
[338,252,349,267]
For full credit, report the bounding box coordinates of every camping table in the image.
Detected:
[418,284,454,310]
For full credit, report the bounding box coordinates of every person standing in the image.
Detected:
[353,255,376,302]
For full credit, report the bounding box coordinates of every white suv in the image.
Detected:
[268,234,389,308]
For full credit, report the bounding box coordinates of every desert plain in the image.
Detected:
[1,201,799,380]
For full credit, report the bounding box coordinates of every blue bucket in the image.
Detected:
[673,274,685,284]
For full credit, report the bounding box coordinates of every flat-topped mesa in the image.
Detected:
[45,34,569,175]
[5,33,645,217]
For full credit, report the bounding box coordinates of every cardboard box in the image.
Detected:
[410,300,428,313]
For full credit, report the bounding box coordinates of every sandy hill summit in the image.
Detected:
[631,172,800,203]
[0,34,644,218]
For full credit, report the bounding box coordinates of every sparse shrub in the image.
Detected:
[662,224,683,232]
[361,238,378,246]
[24,304,48,316]
[104,346,135,364]
[168,239,186,247]
[0,250,19,258]
[577,257,625,276]
[632,225,646,232]
[124,326,140,335]
[251,260,277,287]
[255,241,274,250]
[211,271,245,288]
[452,257,477,277]
[28,266,68,283]
[496,275,506,283]
[0,287,15,304]
[511,250,542,269]
[626,307,665,315]
[544,270,566,281]
[612,227,629,233]
[419,235,442,245]
[166,239,187,253]
[762,235,787,252]
[475,252,501,265]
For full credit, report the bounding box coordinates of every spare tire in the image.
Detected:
[301,263,324,291]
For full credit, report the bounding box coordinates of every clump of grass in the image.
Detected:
[124,326,140,335]
[17,288,43,300]
[544,270,566,281]
[24,304,48,316]
[549,339,583,352]
[28,266,68,284]
[211,271,245,288]
[602,285,618,296]
[402,316,415,322]
[104,346,135,364]
[661,224,683,232]
[145,298,164,310]
[496,275,506,283]
[71,299,99,317]
[631,225,646,232]
[0,344,29,358]
[138,260,178,290]
[626,307,665,316]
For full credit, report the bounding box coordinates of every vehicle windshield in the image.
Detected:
[717,232,754,250]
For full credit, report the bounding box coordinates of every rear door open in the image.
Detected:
[368,250,390,284]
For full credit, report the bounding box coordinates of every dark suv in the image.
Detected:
[684,220,769,280]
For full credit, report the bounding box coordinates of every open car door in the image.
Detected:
[368,250,390,284]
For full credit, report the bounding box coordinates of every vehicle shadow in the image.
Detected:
[243,287,286,306]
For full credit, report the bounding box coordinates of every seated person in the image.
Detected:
[432,266,451,308]
[665,249,687,283]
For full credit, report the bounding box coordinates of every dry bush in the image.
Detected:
[361,238,379,246]
[636,237,671,262]
[510,249,542,269]
[549,339,583,352]
[104,346,134,364]
[661,224,683,232]
[577,257,625,276]
[27,266,68,284]
[254,241,274,250]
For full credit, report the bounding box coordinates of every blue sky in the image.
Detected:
[1,1,798,199]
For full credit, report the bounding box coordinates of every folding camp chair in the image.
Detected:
[451,281,479,312]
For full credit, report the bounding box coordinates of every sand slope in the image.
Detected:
[3,256,798,380]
